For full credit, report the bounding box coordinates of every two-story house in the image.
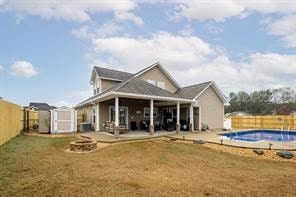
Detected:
[75,62,227,136]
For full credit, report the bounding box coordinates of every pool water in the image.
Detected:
[220,130,296,142]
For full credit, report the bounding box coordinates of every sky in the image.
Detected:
[0,0,295,107]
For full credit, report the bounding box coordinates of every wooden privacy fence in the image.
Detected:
[232,115,296,130]
[0,99,22,146]
[22,109,39,131]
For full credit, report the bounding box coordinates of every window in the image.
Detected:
[92,107,96,123]
[147,80,156,85]
[144,107,158,117]
[96,80,100,94]
[157,81,165,89]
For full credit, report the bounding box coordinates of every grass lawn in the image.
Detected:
[1,135,296,196]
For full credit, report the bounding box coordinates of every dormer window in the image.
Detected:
[157,81,165,89]
[147,80,156,85]
[147,80,165,90]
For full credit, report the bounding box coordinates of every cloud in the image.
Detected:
[171,0,295,22]
[0,64,4,72]
[72,21,122,39]
[1,0,136,22]
[115,11,144,27]
[88,32,296,94]
[92,32,215,70]
[10,61,38,78]
[52,90,93,107]
[205,25,224,35]
[65,90,93,101]
[178,25,193,36]
[171,0,245,22]
[266,14,296,48]
[52,100,72,108]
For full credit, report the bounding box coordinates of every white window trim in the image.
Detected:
[144,107,158,118]
[157,81,165,89]
[147,80,156,85]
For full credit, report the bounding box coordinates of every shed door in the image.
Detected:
[53,110,75,133]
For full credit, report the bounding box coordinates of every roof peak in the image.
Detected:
[181,81,213,89]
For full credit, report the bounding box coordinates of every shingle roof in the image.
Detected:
[116,78,184,98]
[175,81,213,99]
[94,66,133,81]
[76,64,219,108]
[29,102,56,110]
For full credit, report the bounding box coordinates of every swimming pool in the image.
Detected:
[220,130,296,142]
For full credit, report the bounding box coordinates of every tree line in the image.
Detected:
[225,87,296,115]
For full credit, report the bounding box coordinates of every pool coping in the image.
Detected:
[218,129,296,143]
[169,131,296,151]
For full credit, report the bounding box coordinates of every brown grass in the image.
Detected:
[1,135,296,196]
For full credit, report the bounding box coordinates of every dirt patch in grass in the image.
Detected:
[174,139,296,163]
[203,143,296,163]
[1,135,296,196]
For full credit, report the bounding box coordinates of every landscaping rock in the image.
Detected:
[276,151,294,159]
[194,140,205,144]
[253,149,264,155]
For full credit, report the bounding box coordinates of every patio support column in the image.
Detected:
[176,101,180,133]
[189,103,194,132]
[149,99,154,135]
[114,97,119,137]
[95,103,100,132]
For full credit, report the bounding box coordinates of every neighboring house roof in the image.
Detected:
[176,81,213,99]
[94,66,133,81]
[29,102,56,110]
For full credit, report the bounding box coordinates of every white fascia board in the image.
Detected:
[76,91,195,108]
[89,65,98,85]
[193,82,213,101]
[157,63,181,88]
[113,92,194,103]
[98,77,123,82]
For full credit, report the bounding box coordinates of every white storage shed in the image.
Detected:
[50,107,77,133]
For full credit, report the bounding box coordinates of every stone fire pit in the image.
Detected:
[70,139,97,152]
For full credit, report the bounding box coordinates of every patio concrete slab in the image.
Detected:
[81,130,296,150]
[80,131,189,143]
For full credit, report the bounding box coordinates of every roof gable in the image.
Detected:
[176,81,227,104]
[134,62,180,89]
[175,81,212,99]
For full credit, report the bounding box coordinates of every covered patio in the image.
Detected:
[94,95,198,137]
